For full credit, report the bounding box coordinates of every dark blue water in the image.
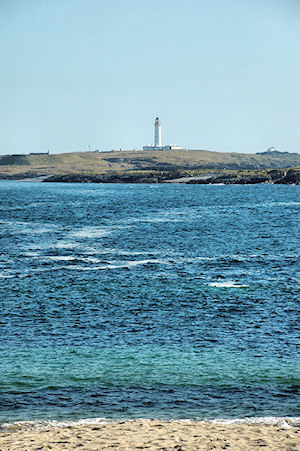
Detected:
[0,182,299,422]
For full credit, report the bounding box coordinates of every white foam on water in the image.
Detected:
[125,259,170,267]
[177,252,299,264]
[55,242,80,249]
[66,259,171,271]
[128,211,185,224]
[68,224,131,239]
[19,226,53,235]
[117,250,161,256]
[11,258,168,275]
[80,256,100,263]
[208,281,249,288]
[1,416,299,431]
[140,217,181,223]
[27,227,53,235]
[208,416,300,428]
[1,220,56,235]
[69,227,111,239]
[0,418,109,431]
[259,201,300,208]
[0,273,14,278]
[47,256,75,261]
[24,251,40,257]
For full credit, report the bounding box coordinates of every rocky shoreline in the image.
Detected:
[0,167,299,185]
[186,168,300,185]
[40,168,300,185]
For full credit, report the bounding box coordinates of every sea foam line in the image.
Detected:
[208,281,249,288]
[1,416,299,431]
[66,259,171,271]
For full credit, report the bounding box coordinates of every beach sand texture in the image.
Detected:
[0,419,299,450]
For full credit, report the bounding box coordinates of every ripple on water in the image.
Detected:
[0,182,298,421]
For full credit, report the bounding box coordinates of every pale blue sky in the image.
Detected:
[0,0,299,154]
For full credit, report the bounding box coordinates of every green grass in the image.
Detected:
[0,148,299,178]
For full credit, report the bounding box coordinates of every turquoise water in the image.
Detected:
[0,182,299,422]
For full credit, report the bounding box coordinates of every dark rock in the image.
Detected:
[274,168,300,185]
[233,175,270,184]
[187,174,270,184]
[267,169,285,181]
[42,168,300,185]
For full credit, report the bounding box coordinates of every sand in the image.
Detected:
[0,418,299,451]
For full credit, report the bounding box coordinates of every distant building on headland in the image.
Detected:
[266,147,275,153]
[143,117,181,151]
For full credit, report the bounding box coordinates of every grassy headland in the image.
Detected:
[0,149,299,183]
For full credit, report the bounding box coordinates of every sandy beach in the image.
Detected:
[0,418,299,450]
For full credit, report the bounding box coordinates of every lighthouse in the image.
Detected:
[143,117,181,151]
[154,117,161,147]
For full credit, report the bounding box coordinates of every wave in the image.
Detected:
[47,256,76,261]
[208,417,300,427]
[208,281,249,288]
[1,416,299,431]
[131,216,181,223]
[116,249,161,256]
[69,227,111,239]
[54,241,81,249]
[69,224,132,240]
[45,256,100,263]
[65,259,171,271]
[0,273,14,279]
[0,258,172,278]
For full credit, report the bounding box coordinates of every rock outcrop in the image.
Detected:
[42,168,300,185]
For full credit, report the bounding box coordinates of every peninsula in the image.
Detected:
[0,148,299,184]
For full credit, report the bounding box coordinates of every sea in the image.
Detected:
[0,181,299,424]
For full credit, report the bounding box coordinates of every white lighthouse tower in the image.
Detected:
[154,117,161,148]
[143,117,181,151]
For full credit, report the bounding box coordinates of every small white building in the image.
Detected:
[162,145,182,150]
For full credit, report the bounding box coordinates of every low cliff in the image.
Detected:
[42,168,300,185]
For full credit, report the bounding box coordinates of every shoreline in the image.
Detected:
[0,415,300,431]
[1,417,299,450]
[2,416,300,428]
[0,177,299,185]
[0,166,299,184]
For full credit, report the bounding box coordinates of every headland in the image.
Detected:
[0,148,299,184]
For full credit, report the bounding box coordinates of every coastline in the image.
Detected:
[1,417,299,450]
[39,167,300,184]
[0,176,299,185]
[0,165,299,184]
